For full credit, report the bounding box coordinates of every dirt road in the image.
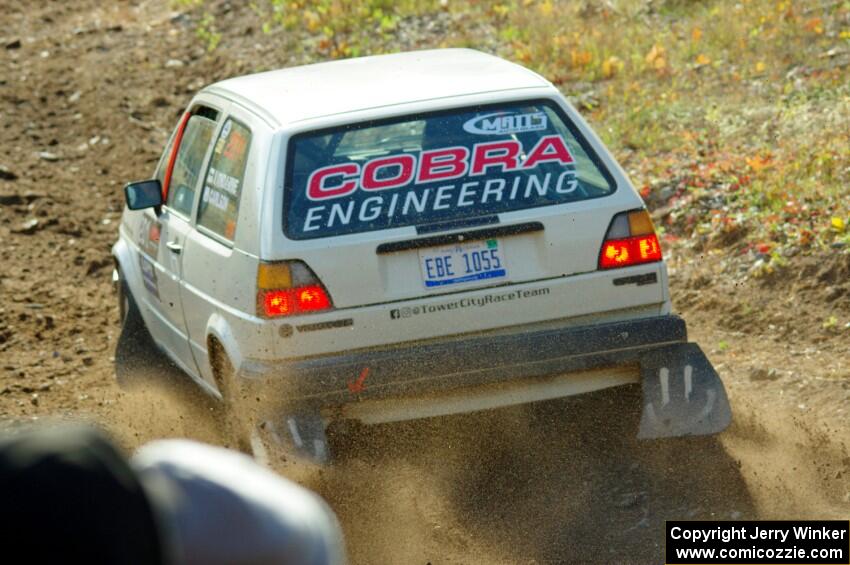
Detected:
[1,1,848,563]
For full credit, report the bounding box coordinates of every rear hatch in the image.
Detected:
[279,98,647,309]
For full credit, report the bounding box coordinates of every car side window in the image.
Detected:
[166,114,216,218]
[197,119,252,241]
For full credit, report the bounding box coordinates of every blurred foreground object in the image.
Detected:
[0,425,345,565]
[134,439,346,565]
[0,425,164,564]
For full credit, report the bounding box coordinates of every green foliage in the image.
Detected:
[196,12,222,51]
[172,0,221,51]
[252,0,442,58]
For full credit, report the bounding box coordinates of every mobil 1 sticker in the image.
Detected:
[463,111,548,135]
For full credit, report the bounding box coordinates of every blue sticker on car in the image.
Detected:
[138,254,159,299]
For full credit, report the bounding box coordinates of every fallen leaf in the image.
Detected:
[645,44,665,65]
[804,17,823,34]
[601,55,623,78]
[745,154,772,172]
[570,49,593,68]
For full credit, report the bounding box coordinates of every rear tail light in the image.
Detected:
[257,261,333,318]
[599,209,662,269]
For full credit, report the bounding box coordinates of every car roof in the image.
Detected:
[204,49,551,126]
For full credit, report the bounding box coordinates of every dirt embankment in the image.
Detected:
[1,1,848,563]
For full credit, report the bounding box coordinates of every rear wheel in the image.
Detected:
[114,267,163,386]
[209,340,257,455]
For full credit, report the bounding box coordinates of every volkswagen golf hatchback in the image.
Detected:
[114,49,730,461]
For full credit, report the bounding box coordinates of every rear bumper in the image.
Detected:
[239,314,689,407]
[241,314,732,462]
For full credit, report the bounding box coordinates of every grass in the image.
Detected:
[251,0,444,57]
[181,0,850,257]
[486,0,850,256]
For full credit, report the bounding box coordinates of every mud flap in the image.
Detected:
[263,411,330,464]
[637,343,731,439]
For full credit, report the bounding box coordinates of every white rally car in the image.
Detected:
[113,49,730,460]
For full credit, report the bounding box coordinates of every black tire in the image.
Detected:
[114,267,166,386]
[117,270,145,337]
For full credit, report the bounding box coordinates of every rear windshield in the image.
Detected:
[284,100,615,240]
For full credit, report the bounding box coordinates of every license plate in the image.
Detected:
[418,238,507,288]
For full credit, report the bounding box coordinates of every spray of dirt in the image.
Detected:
[722,394,850,520]
[96,336,848,564]
[245,386,754,563]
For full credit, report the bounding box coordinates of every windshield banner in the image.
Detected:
[295,135,578,236]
